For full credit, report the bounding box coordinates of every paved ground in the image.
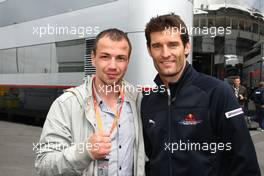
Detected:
[0,121,41,176]
[0,121,263,176]
[251,130,264,175]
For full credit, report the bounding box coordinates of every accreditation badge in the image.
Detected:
[98,158,109,176]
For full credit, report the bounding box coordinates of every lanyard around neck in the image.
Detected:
[91,76,125,135]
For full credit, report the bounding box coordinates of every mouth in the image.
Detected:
[106,73,119,79]
[160,60,175,66]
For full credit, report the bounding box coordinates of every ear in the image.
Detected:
[91,51,95,67]
[184,42,191,55]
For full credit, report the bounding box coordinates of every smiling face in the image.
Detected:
[92,36,130,86]
[148,29,190,83]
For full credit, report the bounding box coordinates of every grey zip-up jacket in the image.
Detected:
[34,76,145,176]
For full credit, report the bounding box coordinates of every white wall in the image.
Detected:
[0,0,128,50]
[0,72,84,86]
[0,0,193,86]
[125,0,193,85]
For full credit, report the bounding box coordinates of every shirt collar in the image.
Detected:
[93,83,125,107]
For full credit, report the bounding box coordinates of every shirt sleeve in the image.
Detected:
[243,86,248,100]
[211,82,261,176]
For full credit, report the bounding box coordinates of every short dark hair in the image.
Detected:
[92,28,132,57]
[145,13,189,48]
[234,76,241,80]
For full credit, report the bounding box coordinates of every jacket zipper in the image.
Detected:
[167,88,172,176]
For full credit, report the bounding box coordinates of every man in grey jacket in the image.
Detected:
[35,28,145,176]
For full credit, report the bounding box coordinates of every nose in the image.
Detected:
[109,57,117,69]
[161,45,171,58]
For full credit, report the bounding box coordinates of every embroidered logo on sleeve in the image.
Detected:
[225,108,244,119]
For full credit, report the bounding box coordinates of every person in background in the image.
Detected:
[34,28,145,176]
[232,76,247,110]
[253,82,264,132]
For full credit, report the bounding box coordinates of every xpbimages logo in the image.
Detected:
[97,82,166,95]
[33,24,100,38]
[163,25,232,38]
[164,140,232,154]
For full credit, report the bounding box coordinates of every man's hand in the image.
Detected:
[87,132,111,160]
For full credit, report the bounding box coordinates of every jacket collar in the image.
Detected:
[64,76,139,129]
[66,75,138,107]
[154,61,199,97]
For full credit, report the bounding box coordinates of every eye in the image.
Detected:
[100,55,110,60]
[168,42,178,48]
[116,56,128,62]
[151,43,161,49]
